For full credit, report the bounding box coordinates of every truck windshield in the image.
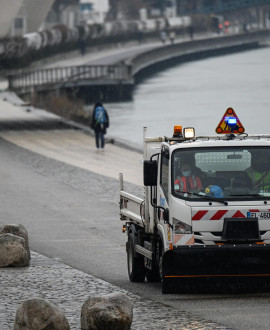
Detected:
[172,146,270,201]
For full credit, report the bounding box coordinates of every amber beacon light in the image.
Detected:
[174,125,182,136]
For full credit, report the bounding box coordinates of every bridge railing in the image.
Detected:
[7,65,132,92]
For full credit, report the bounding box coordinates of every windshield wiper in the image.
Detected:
[199,194,228,205]
[230,193,269,199]
[178,191,228,205]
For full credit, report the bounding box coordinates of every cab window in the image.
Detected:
[172,147,270,201]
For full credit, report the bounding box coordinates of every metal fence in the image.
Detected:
[7,65,132,92]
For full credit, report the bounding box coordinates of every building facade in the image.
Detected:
[79,0,109,24]
[0,0,55,37]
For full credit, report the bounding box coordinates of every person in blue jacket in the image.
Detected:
[91,102,109,150]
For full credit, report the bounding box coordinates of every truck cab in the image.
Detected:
[153,137,270,251]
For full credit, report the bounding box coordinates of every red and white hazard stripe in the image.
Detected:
[174,234,194,245]
[192,209,270,221]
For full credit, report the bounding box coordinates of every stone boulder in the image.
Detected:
[0,224,30,256]
[81,292,133,330]
[14,298,70,330]
[0,233,30,267]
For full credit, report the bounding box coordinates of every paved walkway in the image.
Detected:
[0,91,143,186]
[31,34,195,68]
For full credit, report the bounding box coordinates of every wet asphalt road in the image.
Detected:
[1,114,270,330]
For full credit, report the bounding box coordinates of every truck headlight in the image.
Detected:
[173,218,192,234]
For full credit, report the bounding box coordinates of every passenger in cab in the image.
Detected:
[174,164,203,193]
[246,152,270,192]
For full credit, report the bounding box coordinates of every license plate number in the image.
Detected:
[247,211,270,220]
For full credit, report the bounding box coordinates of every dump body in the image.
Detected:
[120,131,270,293]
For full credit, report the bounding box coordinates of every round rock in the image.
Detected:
[81,292,133,330]
[0,224,30,259]
[0,233,29,267]
[14,298,70,330]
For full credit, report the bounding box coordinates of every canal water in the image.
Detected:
[105,46,270,150]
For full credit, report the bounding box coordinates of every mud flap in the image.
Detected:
[162,244,270,294]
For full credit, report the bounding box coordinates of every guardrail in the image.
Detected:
[7,65,132,92]
[130,30,270,77]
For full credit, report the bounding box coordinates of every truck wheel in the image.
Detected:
[127,233,145,282]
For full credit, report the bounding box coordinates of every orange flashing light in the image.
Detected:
[122,225,127,233]
[170,243,173,250]
[174,125,182,136]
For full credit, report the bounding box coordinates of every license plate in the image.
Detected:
[247,211,270,220]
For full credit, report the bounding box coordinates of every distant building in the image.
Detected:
[45,0,80,30]
[165,0,177,18]
[79,0,109,24]
[0,0,55,37]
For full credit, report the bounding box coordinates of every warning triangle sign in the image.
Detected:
[215,107,245,134]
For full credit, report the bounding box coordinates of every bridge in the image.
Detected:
[178,0,270,14]
[7,65,134,102]
[6,30,270,102]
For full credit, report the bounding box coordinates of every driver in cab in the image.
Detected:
[174,164,203,194]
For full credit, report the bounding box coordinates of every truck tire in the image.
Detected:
[127,232,145,282]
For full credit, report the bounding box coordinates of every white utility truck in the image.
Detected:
[119,108,270,293]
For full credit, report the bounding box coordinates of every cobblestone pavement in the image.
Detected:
[1,252,230,330]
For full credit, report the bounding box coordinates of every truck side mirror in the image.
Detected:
[144,160,157,186]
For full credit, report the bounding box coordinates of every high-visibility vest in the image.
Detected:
[246,167,270,191]
[175,175,202,192]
